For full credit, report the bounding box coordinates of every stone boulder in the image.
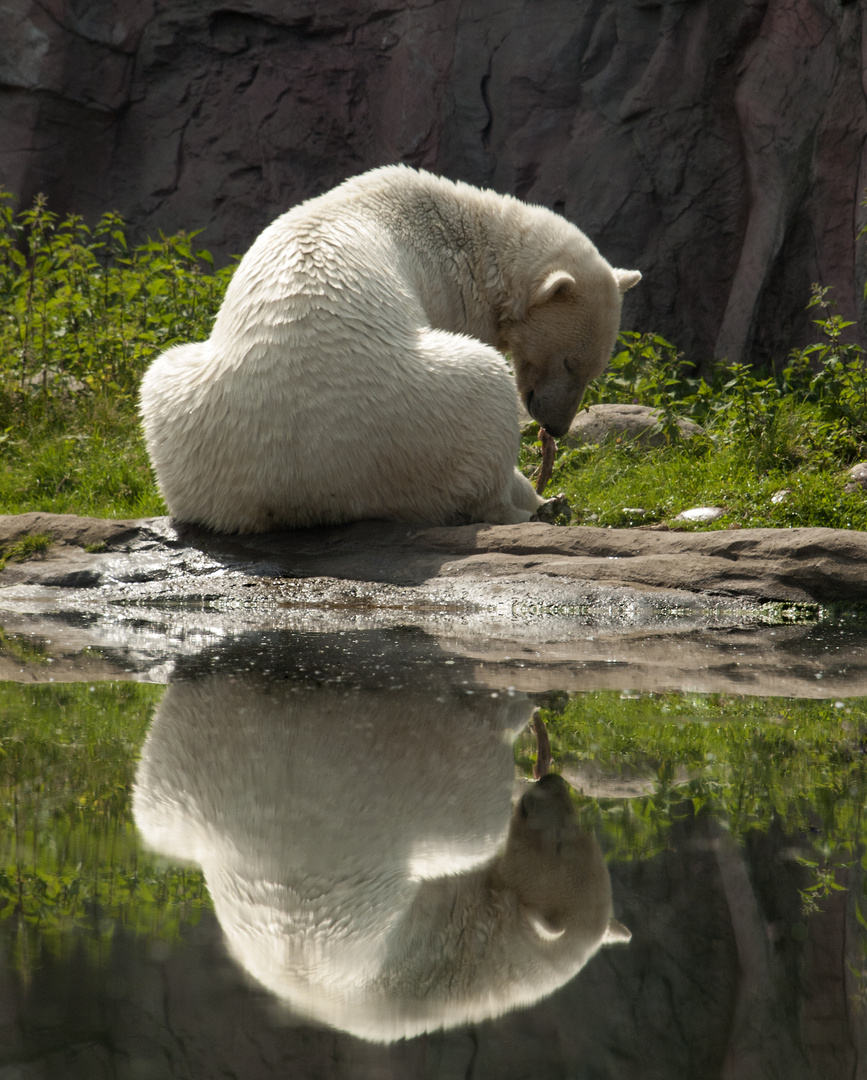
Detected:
[563,404,704,449]
[844,461,867,494]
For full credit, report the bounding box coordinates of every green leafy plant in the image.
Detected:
[584,331,694,445]
[0,193,232,403]
[0,191,235,518]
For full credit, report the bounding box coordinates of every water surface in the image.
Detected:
[2,626,865,1079]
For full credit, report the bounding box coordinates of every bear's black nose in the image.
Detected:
[543,421,567,440]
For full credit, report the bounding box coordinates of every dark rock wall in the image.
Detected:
[1,0,865,367]
[1,815,863,1079]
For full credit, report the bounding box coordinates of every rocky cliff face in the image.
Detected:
[1,0,865,367]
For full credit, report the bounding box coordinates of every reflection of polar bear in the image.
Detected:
[139,166,640,533]
[133,678,629,1042]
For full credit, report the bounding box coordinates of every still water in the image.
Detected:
[1,626,865,1079]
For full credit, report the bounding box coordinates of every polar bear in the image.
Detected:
[133,676,630,1042]
[139,166,640,533]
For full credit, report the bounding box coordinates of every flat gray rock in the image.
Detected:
[3,512,867,610]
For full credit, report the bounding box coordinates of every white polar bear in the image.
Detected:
[139,166,641,533]
[133,677,630,1042]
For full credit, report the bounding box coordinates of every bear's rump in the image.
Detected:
[145,321,524,531]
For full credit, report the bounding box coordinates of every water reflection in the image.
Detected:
[2,625,866,1078]
[133,675,629,1041]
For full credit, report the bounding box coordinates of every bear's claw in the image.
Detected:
[531,493,572,525]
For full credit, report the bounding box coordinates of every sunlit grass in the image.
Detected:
[522,433,867,531]
[0,394,164,518]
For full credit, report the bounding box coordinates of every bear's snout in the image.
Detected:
[519,773,575,828]
[541,420,568,440]
[526,391,568,439]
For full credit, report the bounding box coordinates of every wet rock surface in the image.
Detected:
[4,512,867,610]
[2,512,867,695]
[1,1,864,368]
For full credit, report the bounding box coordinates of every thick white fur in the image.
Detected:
[133,679,629,1042]
[140,166,640,533]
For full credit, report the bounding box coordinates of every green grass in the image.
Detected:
[1,191,865,529]
[0,531,53,570]
[0,396,165,518]
[523,421,867,531]
[524,318,867,531]
[0,191,231,520]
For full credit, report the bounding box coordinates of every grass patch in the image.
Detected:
[522,425,867,531]
[0,192,232,520]
[524,310,867,531]
[0,396,165,518]
[0,532,53,570]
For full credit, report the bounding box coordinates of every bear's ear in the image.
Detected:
[603,918,632,944]
[530,270,576,308]
[614,269,642,293]
[526,910,566,942]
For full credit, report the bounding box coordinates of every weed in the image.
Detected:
[0,192,234,518]
[0,193,232,404]
[0,532,52,570]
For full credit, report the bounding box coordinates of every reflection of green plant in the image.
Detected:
[0,682,209,982]
[520,687,867,1000]
[0,626,52,664]
[797,856,848,915]
[522,690,867,860]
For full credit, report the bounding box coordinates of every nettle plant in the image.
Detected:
[0,192,233,403]
[584,287,867,468]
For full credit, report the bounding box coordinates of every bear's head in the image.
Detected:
[496,772,630,956]
[502,262,641,439]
